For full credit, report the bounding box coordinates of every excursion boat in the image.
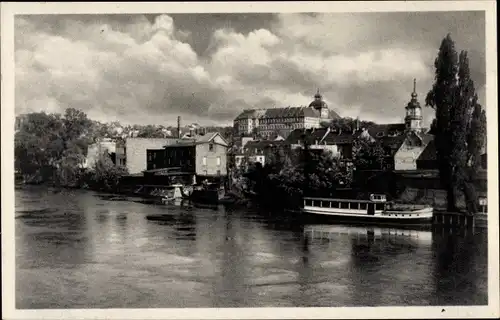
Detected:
[302,194,434,226]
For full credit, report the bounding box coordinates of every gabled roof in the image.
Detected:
[417,139,437,161]
[195,131,228,144]
[286,128,357,146]
[379,131,433,153]
[329,109,341,119]
[379,135,407,153]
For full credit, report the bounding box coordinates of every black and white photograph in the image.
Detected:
[1,1,498,319]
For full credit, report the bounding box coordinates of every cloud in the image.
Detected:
[15,12,485,127]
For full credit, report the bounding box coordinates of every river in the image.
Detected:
[15,186,488,308]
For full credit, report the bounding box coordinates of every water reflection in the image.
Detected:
[15,186,488,308]
[430,229,487,305]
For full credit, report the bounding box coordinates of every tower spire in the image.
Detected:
[314,88,322,100]
[411,78,417,99]
[405,78,422,132]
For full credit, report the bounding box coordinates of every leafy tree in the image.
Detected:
[90,157,129,192]
[14,108,122,189]
[352,137,386,170]
[425,34,487,213]
[137,125,166,138]
[322,117,376,132]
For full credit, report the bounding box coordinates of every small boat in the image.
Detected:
[158,184,192,204]
[188,182,225,205]
[301,194,433,226]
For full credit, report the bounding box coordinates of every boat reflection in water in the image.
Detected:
[304,224,433,249]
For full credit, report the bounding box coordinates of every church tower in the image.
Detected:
[309,89,329,119]
[405,79,423,132]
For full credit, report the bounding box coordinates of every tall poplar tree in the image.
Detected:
[426,34,487,213]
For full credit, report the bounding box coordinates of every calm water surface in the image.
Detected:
[15,186,488,308]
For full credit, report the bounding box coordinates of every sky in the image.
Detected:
[14,11,485,127]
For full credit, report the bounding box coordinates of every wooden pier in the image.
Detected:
[432,211,476,229]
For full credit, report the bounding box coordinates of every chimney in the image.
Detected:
[177,116,181,138]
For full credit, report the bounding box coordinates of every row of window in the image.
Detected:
[260,123,302,130]
[237,117,305,124]
[305,199,385,211]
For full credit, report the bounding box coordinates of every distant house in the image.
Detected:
[84,139,117,169]
[393,131,433,171]
[146,132,229,182]
[286,127,357,160]
[230,138,289,168]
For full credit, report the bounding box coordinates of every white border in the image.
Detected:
[2,1,498,319]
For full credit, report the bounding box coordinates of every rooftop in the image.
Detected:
[286,127,358,145]
[235,106,340,120]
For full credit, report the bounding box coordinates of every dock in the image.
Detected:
[431,211,488,230]
[432,211,476,228]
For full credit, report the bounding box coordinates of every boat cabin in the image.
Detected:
[369,194,387,202]
[303,197,387,215]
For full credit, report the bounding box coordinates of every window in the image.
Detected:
[217,156,221,166]
[209,144,214,151]
[217,170,221,176]
[203,156,207,166]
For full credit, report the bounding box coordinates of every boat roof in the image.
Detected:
[303,197,390,203]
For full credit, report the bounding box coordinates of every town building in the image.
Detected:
[286,127,357,160]
[84,138,118,169]
[145,132,229,183]
[234,90,340,139]
[283,79,433,171]
[230,134,290,169]
[125,137,194,174]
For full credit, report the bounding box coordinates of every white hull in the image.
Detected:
[303,206,433,220]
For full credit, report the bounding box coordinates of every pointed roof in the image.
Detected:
[406,78,421,110]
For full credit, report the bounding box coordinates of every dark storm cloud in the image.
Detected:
[15,11,486,126]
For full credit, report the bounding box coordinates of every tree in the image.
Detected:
[90,157,129,192]
[15,109,97,187]
[323,117,376,132]
[425,34,487,213]
[352,137,386,170]
[137,125,166,138]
